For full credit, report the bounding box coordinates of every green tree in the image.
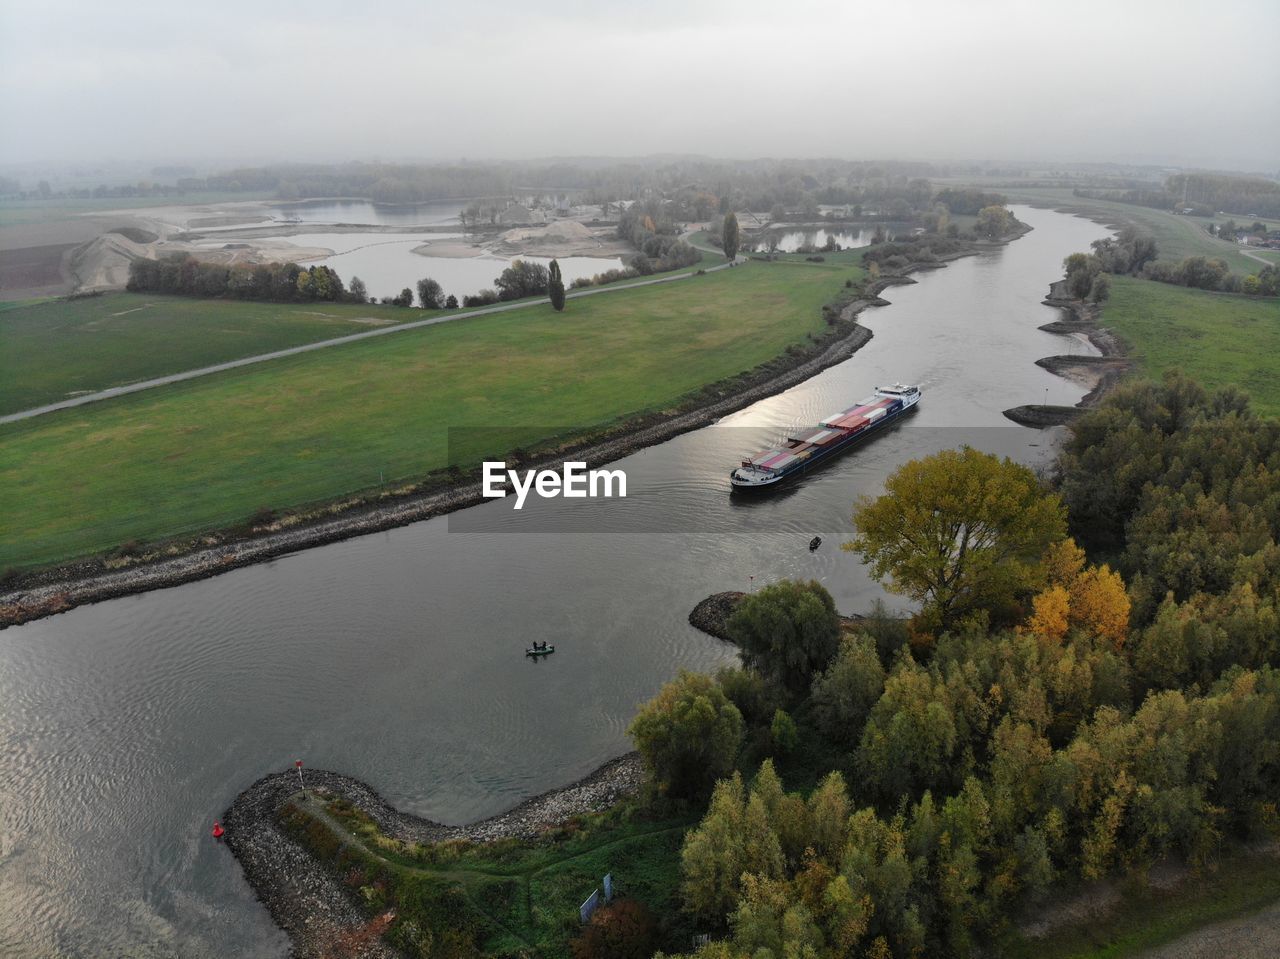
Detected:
[806,771,851,864]
[548,258,566,311]
[722,211,740,261]
[680,773,748,919]
[770,709,799,754]
[975,205,1012,239]
[629,671,744,800]
[348,275,368,303]
[416,276,444,309]
[845,448,1067,632]
[858,660,962,802]
[1063,252,1103,299]
[810,634,886,743]
[494,259,550,300]
[727,580,842,695]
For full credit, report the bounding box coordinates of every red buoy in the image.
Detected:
[211,820,225,839]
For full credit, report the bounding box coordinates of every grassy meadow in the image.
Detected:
[0,257,861,569]
[1104,276,1280,415]
[0,294,426,415]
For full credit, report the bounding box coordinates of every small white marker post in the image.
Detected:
[295,759,305,798]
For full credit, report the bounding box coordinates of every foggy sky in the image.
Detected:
[2,0,1277,172]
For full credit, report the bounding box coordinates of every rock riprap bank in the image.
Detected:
[223,756,643,957]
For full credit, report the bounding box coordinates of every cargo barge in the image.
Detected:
[730,384,921,491]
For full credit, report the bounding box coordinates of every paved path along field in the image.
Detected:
[0,256,739,425]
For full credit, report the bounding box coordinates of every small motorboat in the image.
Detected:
[526,645,556,657]
[809,536,822,552]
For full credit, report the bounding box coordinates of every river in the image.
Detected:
[0,206,1108,956]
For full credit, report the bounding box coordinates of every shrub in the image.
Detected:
[462,289,500,308]
[628,671,744,800]
[571,899,658,959]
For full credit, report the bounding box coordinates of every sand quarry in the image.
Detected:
[0,201,630,299]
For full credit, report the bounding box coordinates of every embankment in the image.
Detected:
[224,756,644,958]
[1002,278,1133,426]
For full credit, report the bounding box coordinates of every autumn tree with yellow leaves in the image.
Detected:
[1024,538,1131,648]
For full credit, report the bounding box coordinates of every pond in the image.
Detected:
[750,226,877,254]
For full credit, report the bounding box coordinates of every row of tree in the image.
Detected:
[1063,227,1278,297]
[126,255,360,303]
[1073,173,1280,219]
[126,254,580,311]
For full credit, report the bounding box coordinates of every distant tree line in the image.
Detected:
[126,255,363,303]
[129,254,596,311]
[1075,172,1280,219]
[932,188,1008,216]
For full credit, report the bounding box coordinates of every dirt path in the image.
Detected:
[1136,898,1280,958]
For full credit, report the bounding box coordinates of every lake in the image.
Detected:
[206,230,626,301]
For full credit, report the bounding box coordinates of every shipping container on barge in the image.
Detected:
[730,384,921,491]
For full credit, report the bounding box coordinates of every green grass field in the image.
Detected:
[997,187,1280,275]
[0,294,427,415]
[0,258,859,569]
[1104,276,1280,416]
[0,297,54,313]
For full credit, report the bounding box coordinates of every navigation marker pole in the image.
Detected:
[296,759,305,798]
